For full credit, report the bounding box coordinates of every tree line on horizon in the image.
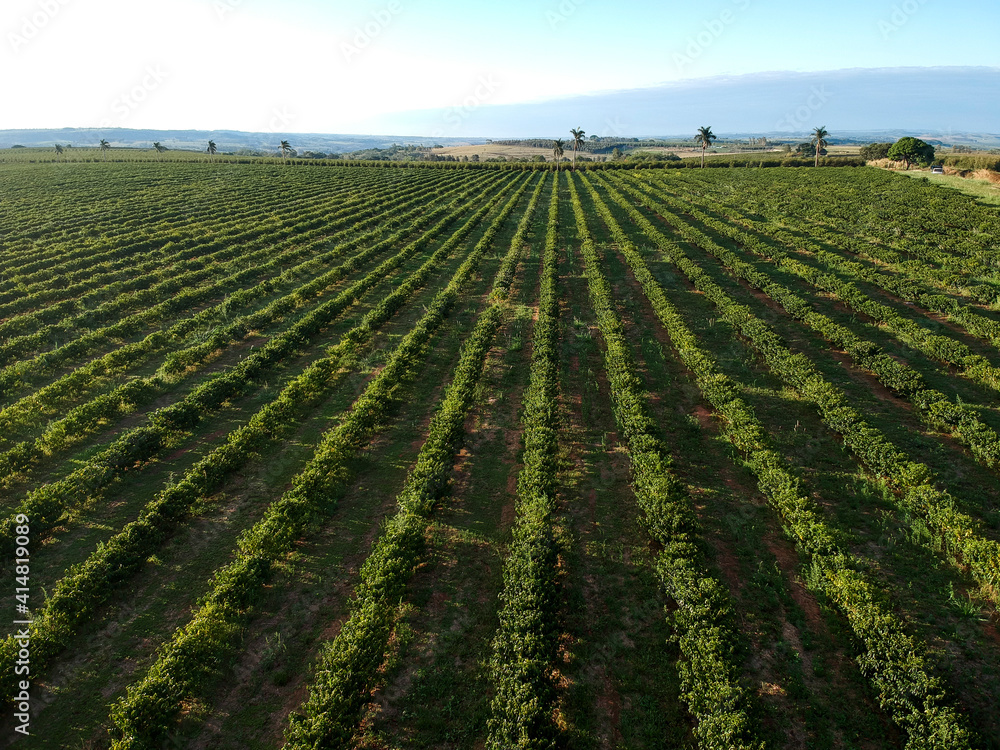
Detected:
[46,138,303,162]
[548,125,834,170]
[33,129,944,170]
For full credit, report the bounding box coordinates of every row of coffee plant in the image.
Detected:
[581,172,975,748]
[110,174,540,748]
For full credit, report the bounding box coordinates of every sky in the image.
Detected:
[379,67,1000,139]
[3,0,999,136]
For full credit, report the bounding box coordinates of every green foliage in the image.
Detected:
[108,176,539,747]
[888,137,936,168]
[941,153,1000,171]
[284,174,546,748]
[795,142,827,157]
[613,174,1000,473]
[625,150,682,163]
[0,170,474,487]
[1,161,996,747]
[591,171,976,747]
[608,171,1000,601]
[486,173,563,749]
[342,143,426,161]
[0,171,500,551]
[0,170,520,706]
[860,142,894,160]
[568,174,764,750]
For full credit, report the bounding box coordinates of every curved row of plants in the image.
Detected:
[0,171,495,438]
[0,163,377,281]
[0,172,531,709]
[0,170,493,429]
[669,170,1000,301]
[638,173,1000,348]
[568,175,764,750]
[609,173,1000,473]
[0,210,370,390]
[0,171,516,550]
[0,172,458,385]
[677,168,999,265]
[580,172,975,749]
[0,169,378,317]
[709,201,1000,335]
[0,164,195,250]
[593,173,1000,598]
[0,162,282,256]
[0,172,277,274]
[109,173,541,750]
[0,173,348,292]
[0,167,414,342]
[651,188,1000,397]
[0,172,492,485]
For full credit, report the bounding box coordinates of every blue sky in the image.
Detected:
[3,0,998,135]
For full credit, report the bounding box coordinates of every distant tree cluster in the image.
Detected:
[342,144,425,161]
[887,137,936,169]
[47,126,965,175]
[795,142,827,157]
[494,136,680,155]
[860,142,894,161]
[859,137,937,169]
[622,150,682,164]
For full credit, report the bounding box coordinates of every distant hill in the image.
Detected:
[0,128,489,153]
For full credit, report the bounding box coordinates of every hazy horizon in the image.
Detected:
[4,65,999,147]
[3,0,999,137]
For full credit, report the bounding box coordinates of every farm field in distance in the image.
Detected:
[2,160,1000,749]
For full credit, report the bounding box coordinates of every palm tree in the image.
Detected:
[570,127,586,170]
[99,139,110,161]
[280,140,291,162]
[694,126,716,168]
[153,142,167,156]
[811,126,829,168]
[207,140,218,160]
[54,144,63,159]
[552,139,565,167]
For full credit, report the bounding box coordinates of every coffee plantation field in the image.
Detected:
[1,160,999,749]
